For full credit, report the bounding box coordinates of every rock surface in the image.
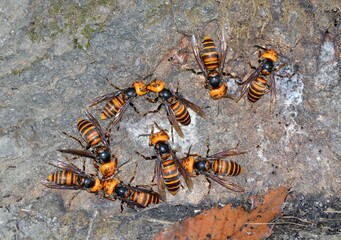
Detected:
[0,1,340,239]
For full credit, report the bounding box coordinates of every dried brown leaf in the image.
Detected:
[154,187,289,240]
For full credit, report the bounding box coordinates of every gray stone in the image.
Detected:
[0,0,340,239]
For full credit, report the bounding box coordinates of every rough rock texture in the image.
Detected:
[0,1,340,239]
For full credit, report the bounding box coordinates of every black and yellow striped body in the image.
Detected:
[43,161,102,193]
[132,190,161,207]
[200,36,219,70]
[77,119,101,147]
[100,95,125,120]
[247,77,268,103]
[212,160,243,176]
[162,159,181,195]
[170,100,191,125]
[47,170,80,186]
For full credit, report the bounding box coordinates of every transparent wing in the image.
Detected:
[174,92,205,118]
[58,149,96,160]
[205,148,247,160]
[219,34,228,74]
[171,149,193,191]
[268,72,276,113]
[85,109,110,149]
[47,159,88,177]
[163,102,184,138]
[235,65,263,103]
[202,171,244,192]
[112,98,133,126]
[118,198,147,209]
[41,180,81,190]
[127,185,164,202]
[88,90,122,107]
[156,153,167,201]
[191,35,208,79]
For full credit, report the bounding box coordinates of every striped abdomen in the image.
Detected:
[162,159,181,195]
[171,100,191,125]
[100,95,125,120]
[248,77,268,103]
[47,170,79,186]
[132,191,160,207]
[200,36,219,70]
[77,119,101,147]
[212,160,243,176]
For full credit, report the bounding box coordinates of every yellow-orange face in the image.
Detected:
[262,49,278,62]
[209,84,227,100]
[182,156,195,174]
[149,130,170,146]
[102,178,119,195]
[133,81,147,96]
[147,79,165,93]
[100,161,117,179]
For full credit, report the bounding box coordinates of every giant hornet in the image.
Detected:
[41,159,102,193]
[101,160,163,209]
[88,80,147,132]
[235,46,286,111]
[181,147,246,192]
[42,160,161,209]
[192,35,234,100]
[142,124,193,200]
[59,110,117,179]
[146,79,205,138]
[103,179,162,209]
